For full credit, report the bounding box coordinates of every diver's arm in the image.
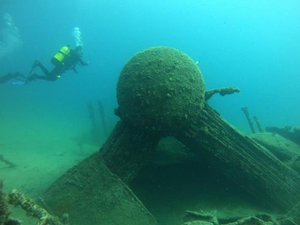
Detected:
[72,67,78,73]
[78,57,89,66]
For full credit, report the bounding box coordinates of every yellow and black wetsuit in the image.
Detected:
[28,46,88,82]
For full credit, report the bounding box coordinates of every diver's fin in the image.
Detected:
[12,80,27,85]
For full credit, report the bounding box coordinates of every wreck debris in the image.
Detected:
[8,189,66,225]
[116,47,300,211]
[182,210,280,225]
[221,216,272,225]
[266,126,300,145]
[241,107,255,134]
[250,133,300,163]
[98,100,108,138]
[115,46,205,135]
[184,221,215,225]
[294,127,300,137]
[99,121,161,181]
[285,201,300,224]
[42,154,157,225]
[177,104,300,210]
[103,46,205,179]
[0,180,10,225]
[184,210,219,225]
[205,87,240,101]
[0,155,16,168]
[253,116,264,133]
[41,47,300,224]
[0,181,21,225]
[290,156,300,176]
[248,133,300,208]
[42,46,205,225]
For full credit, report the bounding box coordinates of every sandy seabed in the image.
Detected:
[0,126,99,223]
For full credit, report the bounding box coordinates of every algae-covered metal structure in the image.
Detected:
[38,47,300,225]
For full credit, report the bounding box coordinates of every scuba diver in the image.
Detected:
[27,45,88,82]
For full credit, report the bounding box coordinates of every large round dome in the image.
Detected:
[115,46,205,135]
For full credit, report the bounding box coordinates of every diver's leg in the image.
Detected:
[14,72,27,80]
[0,73,14,83]
[27,64,63,82]
[49,66,63,78]
[35,61,50,76]
[27,73,57,82]
[27,61,59,82]
[34,75,57,81]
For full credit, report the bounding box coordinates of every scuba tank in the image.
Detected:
[51,46,71,66]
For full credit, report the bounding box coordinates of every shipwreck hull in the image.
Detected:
[175,104,300,210]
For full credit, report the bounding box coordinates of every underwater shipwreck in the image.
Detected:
[1,46,300,225]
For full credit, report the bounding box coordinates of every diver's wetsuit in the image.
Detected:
[29,61,63,81]
[28,48,88,82]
